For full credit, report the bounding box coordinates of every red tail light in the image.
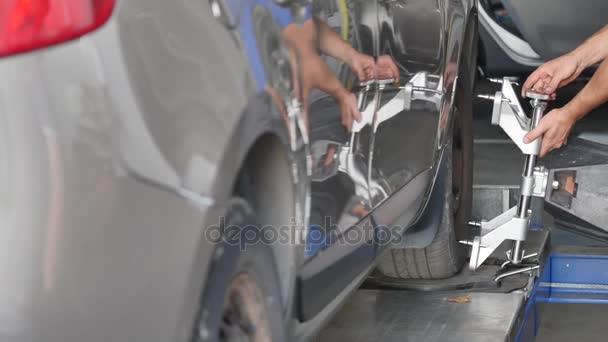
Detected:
[0,0,115,57]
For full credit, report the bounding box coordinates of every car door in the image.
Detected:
[303,0,379,240]
[297,0,382,320]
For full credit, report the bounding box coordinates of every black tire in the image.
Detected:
[194,199,288,342]
[377,130,469,279]
[377,16,477,280]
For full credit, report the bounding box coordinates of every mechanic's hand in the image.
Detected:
[522,53,584,97]
[347,51,376,82]
[376,55,400,82]
[523,107,576,157]
[338,92,362,131]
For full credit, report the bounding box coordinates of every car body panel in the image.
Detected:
[0,28,218,341]
[501,0,608,61]
[479,0,607,75]
[116,0,256,196]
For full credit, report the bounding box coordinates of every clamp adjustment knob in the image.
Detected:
[525,91,552,101]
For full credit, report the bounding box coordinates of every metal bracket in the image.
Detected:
[520,166,549,198]
[495,265,540,283]
[532,166,549,198]
[478,79,541,155]
[468,206,529,270]
[401,71,443,111]
[372,72,443,129]
[500,252,538,269]
[466,77,552,272]
[352,71,443,133]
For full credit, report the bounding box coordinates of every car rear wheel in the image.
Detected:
[194,199,288,342]
[220,273,274,342]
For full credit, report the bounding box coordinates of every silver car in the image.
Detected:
[0,0,478,341]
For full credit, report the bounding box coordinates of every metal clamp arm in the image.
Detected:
[480,79,543,155]
[467,77,552,272]
[469,207,529,269]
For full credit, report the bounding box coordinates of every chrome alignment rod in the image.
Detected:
[511,96,547,264]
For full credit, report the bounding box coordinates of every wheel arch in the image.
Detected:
[200,91,301,322]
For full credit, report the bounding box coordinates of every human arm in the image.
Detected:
[522,25,608,96]
[299,54,362,130]
[524,56,608,156]
[314,19,375,81]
